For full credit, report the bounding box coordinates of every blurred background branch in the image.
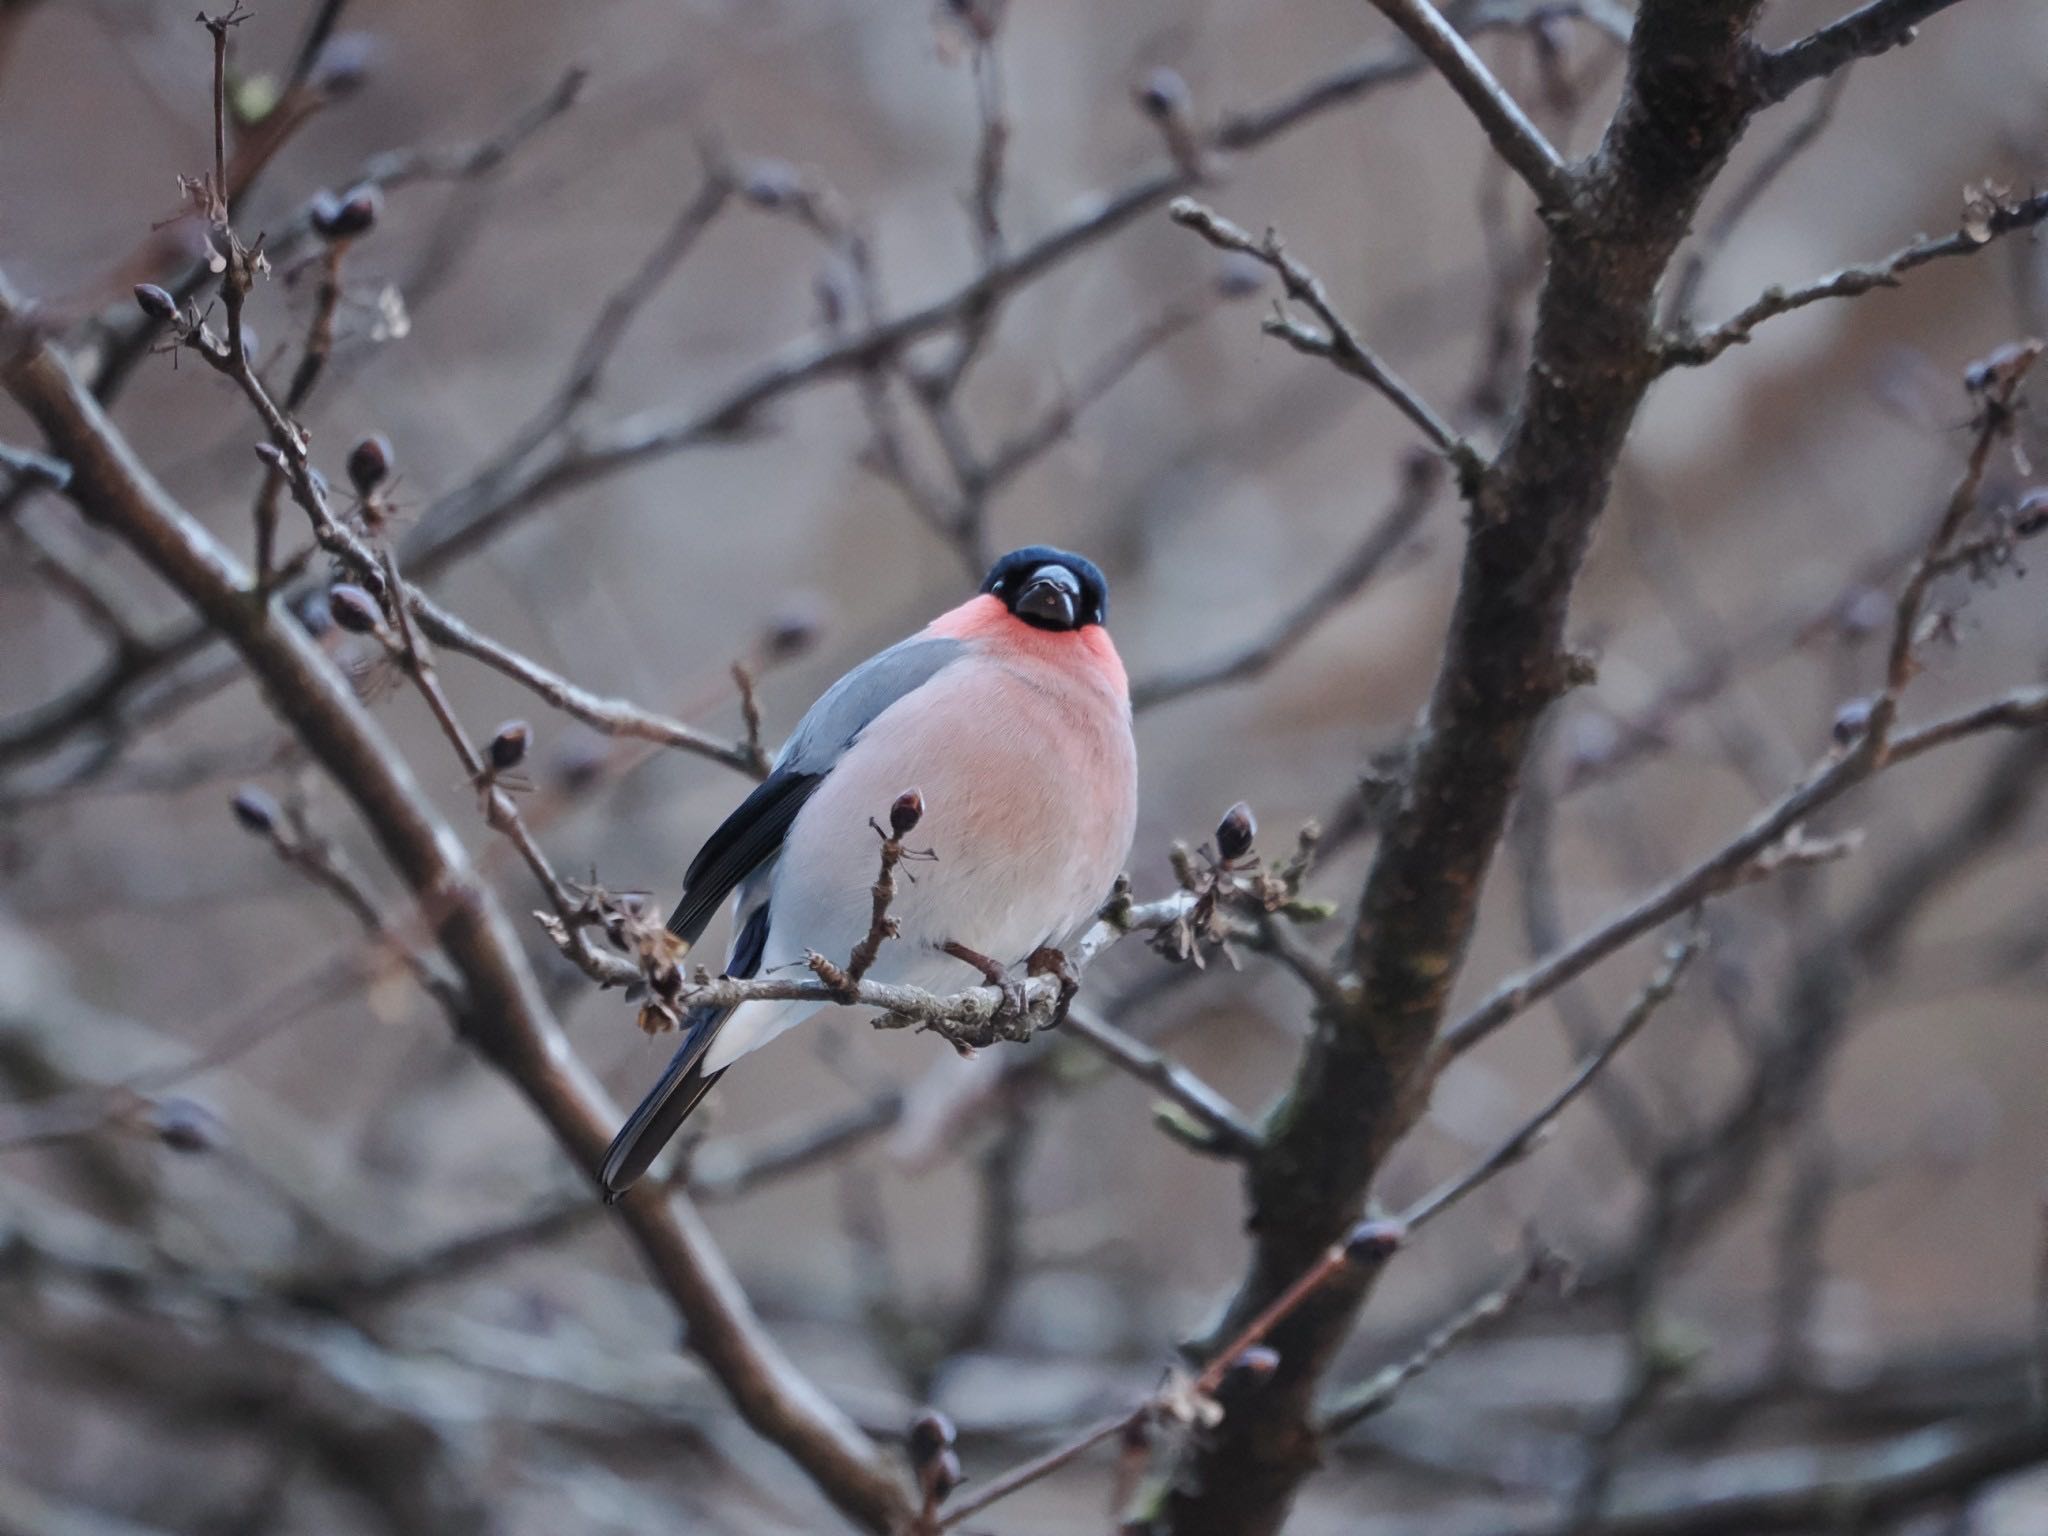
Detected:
[3,1,2046,1534]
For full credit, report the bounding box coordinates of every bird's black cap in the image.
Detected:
[981,546,1109,631]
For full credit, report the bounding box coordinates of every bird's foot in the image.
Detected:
[1025,945,1079,1028]
[942,940,1029,1041]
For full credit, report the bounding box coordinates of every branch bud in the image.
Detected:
[761,593,826,661]
[1831,695,1874,747]
[1215,252,1266,300]
[1340,1217,1406,1266]
[907,1409,957,1464]
[1134,66,1190,121]
[327,583,383,635]
[133,283,180,323]
[1215,801,1256,862]
[1216,1343,1280,1401]
[230,785,281,835]
[889,788,925,839]
[489,719,533,771]
[740,159,801,209]
[147,1096,226,1154]
[908,1410,962,1508]
[310,184,381,241]
[347,433,392,496]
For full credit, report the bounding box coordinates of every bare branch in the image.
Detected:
[1758,0,1969,105]
[403,6,1561,571]
[1409,930,1701,1229]
[0,438,70,491]
[1494,1416,2048,1536]
[933,1218,1406,1530]
[414,594,760,774]
[0,274,914,1534]
[1663,187,2048,368]
[1132,450,1441,711]
[1062,1003,1262,1159]
[1318,1247,1564,1433]
[1364,0,1576,207]
[1168,197,1478,474]
[0,6,1558,773]
[1665,68,1853,329]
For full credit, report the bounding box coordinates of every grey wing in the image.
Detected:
[665,632,965,945]
[775,632,966,774]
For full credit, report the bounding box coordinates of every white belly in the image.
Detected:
[703,655,1136,1072]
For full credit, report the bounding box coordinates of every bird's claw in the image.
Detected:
[1025,945,1079,1028]
[942,940,1031,1041]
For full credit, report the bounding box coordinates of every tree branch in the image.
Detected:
[0,274,915,1534]
[1160,8,1781,1527]
[1168,197,1478,474]
[1757,0,1969,105]
[1131,451,1441,711]
[1662,187,2048,368]
[1364,0,1577,207]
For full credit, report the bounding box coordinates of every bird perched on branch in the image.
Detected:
[601,548,1138,1195]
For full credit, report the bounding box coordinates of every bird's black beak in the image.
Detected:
[1014,564,1081,629]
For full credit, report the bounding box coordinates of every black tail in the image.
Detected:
[599,1004,729,1198]
[599,901,769,1198]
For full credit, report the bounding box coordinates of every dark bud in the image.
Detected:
[311,184,381,241]
[890,789,925,839]
[308,31,379,96]
[1836,586,1891,640]
[922,1448,963,1506]
[1135,66,1189,120]
[231,785,281,835]
[328,583,383,635]
[296,589,335,638]
[761,593,827,661]
[1340,1217,1406,1266]
[148,1096,226,1154]
[347,433,392,496]
[1964,340,2040,396]
[1216,1344,1280,1401]
[944,0,1001,43]
[741,159,802,209]
[489,719,532,771]
[1214,252,1265,300]
[134,283,180,323]
[1215,801,1256,862]
[906,1409,957,1464]
[1832,695,1874,747]
[555,739,607,796]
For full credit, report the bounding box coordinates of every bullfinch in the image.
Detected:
[601,547,1137,1194]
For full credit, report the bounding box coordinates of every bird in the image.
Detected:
[600,547,1138,1196]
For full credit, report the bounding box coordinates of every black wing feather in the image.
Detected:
[666,768,821,944]
[600,902,772,1196]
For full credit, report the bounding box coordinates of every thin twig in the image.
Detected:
[1062,1004,1262,1158]
[1318,1247,1564,1433]
[1168,197,1480,477]
[0,269,914,1533]
[1364,0,1575,207]
[1132,450,1441,710]
[1409,932,1701,1228]
[1758,0,1969,105]
[935,1217,1404,1529]
[1664,69,1853,329]
[1663,188,2048,368]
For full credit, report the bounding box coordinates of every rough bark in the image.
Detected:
[1160,7,1770,1532]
